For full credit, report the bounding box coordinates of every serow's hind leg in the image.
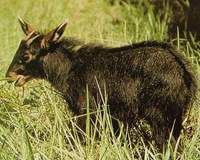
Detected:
[151,118,183,152]
[150,121,169,151]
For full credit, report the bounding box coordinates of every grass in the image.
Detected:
[0,0,199,159]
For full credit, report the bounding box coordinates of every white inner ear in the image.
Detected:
[52,32,60,42]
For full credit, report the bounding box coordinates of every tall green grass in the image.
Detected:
[0,0,199,159]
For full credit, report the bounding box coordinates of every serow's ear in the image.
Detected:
[18,17,34,35]
[42,20,68,48]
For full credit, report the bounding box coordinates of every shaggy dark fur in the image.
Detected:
[6,20,197,149]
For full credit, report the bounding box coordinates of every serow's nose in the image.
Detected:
[5,71,16,83]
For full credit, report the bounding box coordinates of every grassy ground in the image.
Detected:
[0,0,199,159]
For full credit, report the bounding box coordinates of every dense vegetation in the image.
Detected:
[0,0,199,159]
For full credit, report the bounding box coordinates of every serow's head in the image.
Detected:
[6,17,67,86]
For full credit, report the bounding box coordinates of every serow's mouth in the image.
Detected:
[14,75,32,87]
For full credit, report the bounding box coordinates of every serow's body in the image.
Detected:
[6,19,197,149]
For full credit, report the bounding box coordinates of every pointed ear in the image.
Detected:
[18,17,34,35]
[42,20,68,47]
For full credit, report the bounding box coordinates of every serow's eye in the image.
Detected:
[23,55,30,62]
[21,53,32,63]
